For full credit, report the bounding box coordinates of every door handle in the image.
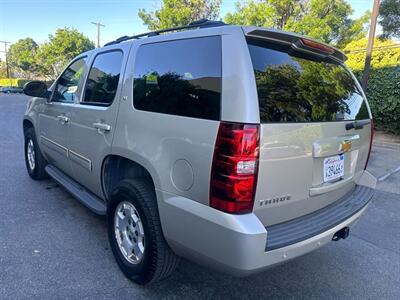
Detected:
[345,120,370,130]
[57,115,69,125]
[93,122,111,133]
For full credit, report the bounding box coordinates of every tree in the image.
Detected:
[379,0,400,38]
[7,38,39,79]
[224,0,370,48]
[138,0,222,30]
[36,28,95,79]
[0,61,8,78]
[343,37,400,70]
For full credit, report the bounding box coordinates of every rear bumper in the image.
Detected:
[265,184,373,251]
[158,174,375,276]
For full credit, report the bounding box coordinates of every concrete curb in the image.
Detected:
[373,142,400,150]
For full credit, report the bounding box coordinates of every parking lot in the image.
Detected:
[0,94,399,299]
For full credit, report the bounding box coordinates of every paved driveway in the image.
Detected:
[1,94,399,299]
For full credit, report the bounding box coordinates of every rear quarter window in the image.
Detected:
[133,36,221,120]
[247,38,369,123]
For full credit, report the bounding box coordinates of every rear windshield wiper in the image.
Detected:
[345,120,370,130]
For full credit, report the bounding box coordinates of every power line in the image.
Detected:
[91,21,105,48]
[0,40,11,79]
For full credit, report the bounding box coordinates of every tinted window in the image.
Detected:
[133,36,221,120]
[247,39,369,123]
[53,57,87,103]
[83,51,123,105]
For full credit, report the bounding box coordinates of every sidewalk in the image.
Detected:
[368,130,400,195]
[373,130,400,149]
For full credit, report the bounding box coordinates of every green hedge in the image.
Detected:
[0,78,30,87]
[356,66,400,134]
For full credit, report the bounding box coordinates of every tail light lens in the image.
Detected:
[364,119,374,170]
[210,122,260,214]
[300,38,335,54]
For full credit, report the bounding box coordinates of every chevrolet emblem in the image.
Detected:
[340,140,352,152]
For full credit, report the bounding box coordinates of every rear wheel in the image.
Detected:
[107,179,179,285]
[24,127,48,180]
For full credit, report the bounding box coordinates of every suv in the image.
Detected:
[22,20,376,285]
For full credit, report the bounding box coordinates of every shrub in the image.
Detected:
[345,37,400,134]
[0,78,30,87]
[355,66,400,134]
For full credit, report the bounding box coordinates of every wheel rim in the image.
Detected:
[27,139,35,171]
[114,201,145,264]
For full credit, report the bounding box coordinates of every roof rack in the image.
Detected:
[104,19,226,47]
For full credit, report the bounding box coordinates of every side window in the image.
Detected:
[53,57,87,103]
[82,51,123,105]
[133,36,221,120]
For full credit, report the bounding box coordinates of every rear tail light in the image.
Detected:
[210,122,260,214]
[364,119,374,170]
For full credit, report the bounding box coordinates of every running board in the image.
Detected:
[45,165,107,215]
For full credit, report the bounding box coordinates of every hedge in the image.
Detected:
[0,78,30,87]
[355,66,400,134]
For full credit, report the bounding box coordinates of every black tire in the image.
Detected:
[107,179,180,285]
[24,127,48,180]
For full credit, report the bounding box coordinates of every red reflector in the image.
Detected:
[364,119,374,170]
[210,122,260,214]
[300,38,334,55]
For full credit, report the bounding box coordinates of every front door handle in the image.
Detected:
[57,115,69,125]
[93,122,111,133]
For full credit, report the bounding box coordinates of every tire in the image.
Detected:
[107,179,180,285]
[24,127,48,180]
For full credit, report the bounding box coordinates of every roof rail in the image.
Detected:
[104,19,226,47]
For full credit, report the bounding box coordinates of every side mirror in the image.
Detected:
[23,81,50,99]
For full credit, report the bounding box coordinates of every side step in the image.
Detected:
[45,165,107,215]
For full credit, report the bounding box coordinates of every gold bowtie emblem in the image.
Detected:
[340,140,352,152]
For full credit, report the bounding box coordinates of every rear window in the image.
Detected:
[133,36,221,120]
[247,39,369,123]
[83,50,123,106]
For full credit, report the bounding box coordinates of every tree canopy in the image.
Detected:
[138,0,222,30]
[8,38,39,79]
[224,0,370,48]
[344,37,400,70]
[36,28,95,79]
[4,28,94,81]
[379,0,400,38]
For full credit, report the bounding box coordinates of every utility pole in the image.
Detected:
[0,40,11,80]
[362,0,380,91]
[91,21,105,48]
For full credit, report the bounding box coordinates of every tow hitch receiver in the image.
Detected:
[332,227,350,241]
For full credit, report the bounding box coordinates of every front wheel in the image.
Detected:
[24,127,48,180]
[107,179,180,285]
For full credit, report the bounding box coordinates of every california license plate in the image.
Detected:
[323,154,344,182]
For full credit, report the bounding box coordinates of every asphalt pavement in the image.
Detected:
[0,94,399,299]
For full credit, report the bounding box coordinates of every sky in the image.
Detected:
[0,0,375,59]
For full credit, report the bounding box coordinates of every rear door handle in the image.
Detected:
[57,115,69,125]
[345,120,370,130]
[93,122,111,133]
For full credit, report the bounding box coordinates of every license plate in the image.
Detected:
[323,154,344,182]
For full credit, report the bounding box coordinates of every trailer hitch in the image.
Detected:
[332,227,350,241]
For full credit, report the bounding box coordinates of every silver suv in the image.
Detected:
[22,20,376,285]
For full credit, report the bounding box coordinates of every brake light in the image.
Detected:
[210,122,260,214]
[364,119,374,170]
[300,38,334,55]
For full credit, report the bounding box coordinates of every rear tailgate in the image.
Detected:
[245,31,372,226]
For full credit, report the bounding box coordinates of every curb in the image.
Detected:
[373,142,400,150]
